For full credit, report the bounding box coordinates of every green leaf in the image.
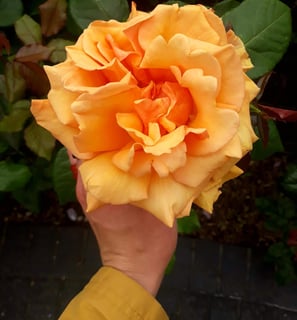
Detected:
[0,100,31,132]
[223,0,292,79]
[278,197,297,220]
[0,75,6,100]
[214,0,240,17]
[275,260,297,285]
[164,1,188,6]
[255,197,275,214]
[4,62,27,103]
[69,0,129,30]
[13,185,41,213]
[0,138,9,153]
[53,147,77,205]
[165,254,176,275]
[177,208,200,235]
[267,242,288,258]
[251,119,284,161]
[0,109,30,132]
[282,163,297,195]
[0,160,31,191]
[0,0,23,27]
[24,121,56,160]
[47,38,74,64]
[0,131,22,151]
[14,14,42,45]
[13,157,53,213]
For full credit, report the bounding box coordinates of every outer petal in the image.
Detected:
[214,45,245,111]
[173,154,228,188]
[44,64,79,126]
[126,4,225,52]
[237,76,260,152]
[227,29,253,71]
[173,130,244,187]
[194,165,243,212]
[30,99,93,159]
[133,173,197,227]
[79,152,150,211]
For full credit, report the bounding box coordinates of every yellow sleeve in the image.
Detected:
[59,266,169,320]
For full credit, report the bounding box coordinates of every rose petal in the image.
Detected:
[133,173,197,226]
[142,126,205,156]
[30,99,93,159]
[214,45,245,111]
[127,4,224,52]
[44,64,79,126]
[72,83,140,153]
[113,146,153,176]
[152,142,187,176]
[140,34,221,78]
[173,154,224,188]
[227,30,253,71]
[194,165,242,212]
[66,39,100,70]
[113,141,188,178]
[181,68,240,156]
[79,152,150,211]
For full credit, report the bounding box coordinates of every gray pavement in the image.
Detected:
[0,222,297,319]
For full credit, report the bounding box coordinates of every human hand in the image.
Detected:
[74,162,178,296]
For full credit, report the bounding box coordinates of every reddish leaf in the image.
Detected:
[39,0,67,37]
[287,230,297,247]
[18,62,50,97]
[15,44,53,62]
[258,104,297,122]
[0,32,10,55]
[255,113,270,147]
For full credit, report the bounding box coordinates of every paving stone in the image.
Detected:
[273,282,297,311]
[209,296,240,320]
[179,292,211,319]
[271,308,297,320]
[190,240,221,294]
[0,278,28,320]
[57,278,88,316]
[0,224,34,275]
[80,228,101,277]
[247,249,277,304]
[2,224,297,320]
[239,301,273,320]
[26,226,60,276]
[0,221,6,254]
[26,303,58,320]
[221,244,249,297]
[54,226,88,278]
[24,277,60,305]
[1,276,60,320]
[162,236,194,290]
[157,287,182,320]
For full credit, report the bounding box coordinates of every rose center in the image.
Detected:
[134,81,194,135]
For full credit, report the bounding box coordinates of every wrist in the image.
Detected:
[124,269,163,296]
[102,256,164,296]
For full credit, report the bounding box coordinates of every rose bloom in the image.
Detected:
[31,3,259,226]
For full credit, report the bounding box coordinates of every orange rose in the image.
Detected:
[31,4,259,226]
